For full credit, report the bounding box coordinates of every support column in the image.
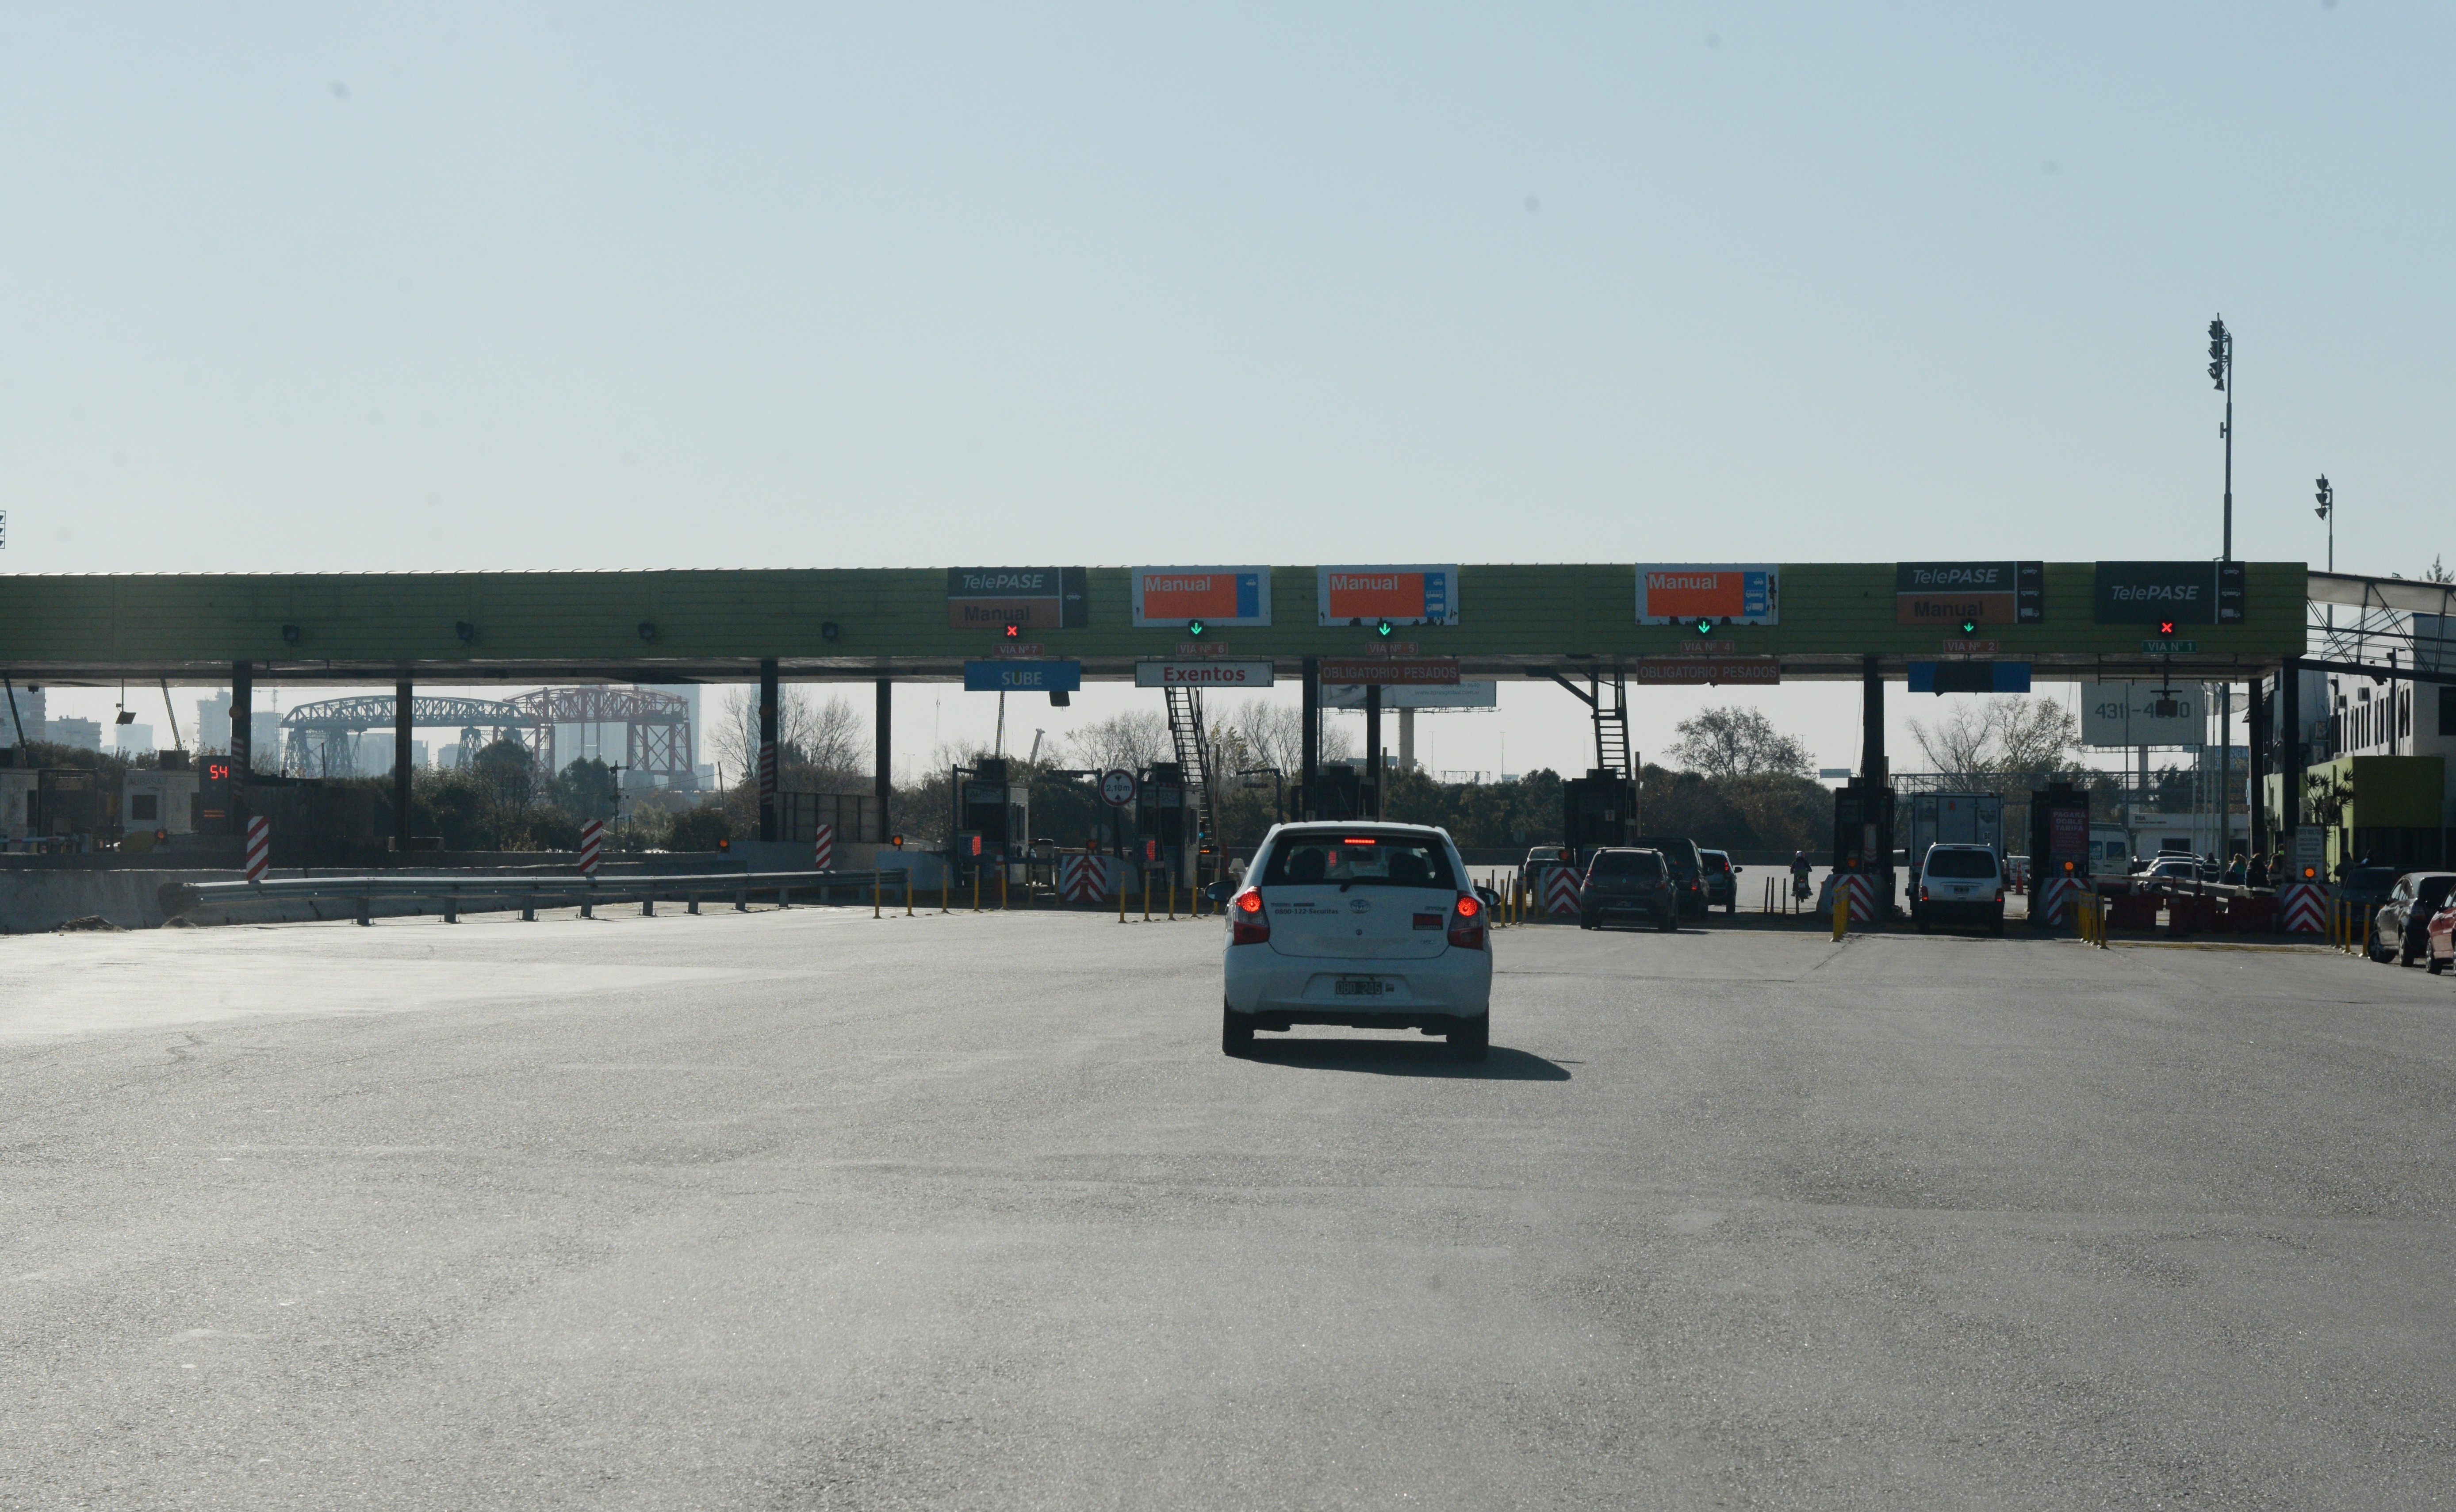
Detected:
[875,678,893,843]
[394,679,414,856]
[1364,685,1383,820]
[2279,657,2301,834]
[230,662,253,829]
[2248,675,2268,860]
[1300,657,1320,821]
[1398,707,1415,773]
[1860,655,1885,780]
[758,659,780,843]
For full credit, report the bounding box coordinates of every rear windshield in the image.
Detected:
[2419,877,2456,907]
[1630,839,1697,876]
[2346,868,2398,891]
[1924,850,1999,879]
[1262,835,1457,890]
[1699,853,1730,873]
[1588,850,1664,878]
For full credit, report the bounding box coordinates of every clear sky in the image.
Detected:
[4,2,2446,775]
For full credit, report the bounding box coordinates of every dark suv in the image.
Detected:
[1629,835,1708,919]
[1579,848,1679,932]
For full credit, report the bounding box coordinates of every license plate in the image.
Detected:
[1334,977,1389,997]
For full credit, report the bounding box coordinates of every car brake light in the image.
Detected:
[1230,887,1269,944]
[1447,892,1485,950]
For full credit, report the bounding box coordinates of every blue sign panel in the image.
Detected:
[964,660,1083,693]
[1907,661,2032,694]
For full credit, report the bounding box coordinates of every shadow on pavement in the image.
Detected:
[1241,1040,1571,1080]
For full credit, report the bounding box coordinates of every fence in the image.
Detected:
[158,869,888,926]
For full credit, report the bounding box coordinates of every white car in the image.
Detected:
[1222,822,1494,1061]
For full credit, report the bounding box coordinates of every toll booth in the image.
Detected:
[950,758,1030,882]
[2027,781,2092,926]
[1294,766,1364,823]
[1135,762,1194,886]
[1831,776,1897,917]
[1562,769,1638,861]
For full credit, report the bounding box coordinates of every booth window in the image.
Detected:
[2441,685,2456,738]
[130,794,158,822]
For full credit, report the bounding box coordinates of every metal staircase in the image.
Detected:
[1163,685,1218,866]
[1546,668,1632,779]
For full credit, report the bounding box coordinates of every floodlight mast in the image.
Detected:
[2208,315,2235,862]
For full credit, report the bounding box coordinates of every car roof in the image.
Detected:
[1267,822,1453,842]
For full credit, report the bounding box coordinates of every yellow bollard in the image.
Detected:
[1143,870,1152,923]
[906,873,914,916]
[873,875,881,919]
[1119,866,1128,924]
[972,867,980,913]
[1831,886,1849,942]
[941,874,949,914]
[1169,873,1177,921]
[1001,867,1009,911]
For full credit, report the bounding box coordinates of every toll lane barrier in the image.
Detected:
[1839,873,1878,925]
[1544,866,1581,917]
[1059,854,1108,903]
[2034,876,2077,929]
[2279,882,2325,934]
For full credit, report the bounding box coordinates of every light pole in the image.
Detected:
[2314,475,2335,642]
[2207,316,2237,861]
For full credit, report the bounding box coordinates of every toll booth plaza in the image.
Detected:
[0,558,2347,931]
[22,562,2456,1512]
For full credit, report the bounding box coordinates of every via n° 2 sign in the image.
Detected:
[963,660,1081,693]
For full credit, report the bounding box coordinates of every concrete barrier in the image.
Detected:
[0,869,452,933]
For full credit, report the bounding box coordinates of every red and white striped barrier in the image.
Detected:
[1840,872,1878,924]
[758,741,778,803]
[2035,875,2077,928]
[2279,882,2326,934]
[244,815,270,882]
[812,823,834,873]
[1060,854,1108,903]
[579,818,603,875]
[1544,866,1581,917]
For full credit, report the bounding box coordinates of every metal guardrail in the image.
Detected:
[159,869,892,925]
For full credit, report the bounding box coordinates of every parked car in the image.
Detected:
[1698,849,1739,913]
[1578,847,1679,932]
[1222,823,1492,1061]
[1629,834,1709,918]
[2370,872,2456,965]
[1912,843,2006,935]
[2336,865,2400,929]
[2142,855,2211,884]
[2427,899,2456,974]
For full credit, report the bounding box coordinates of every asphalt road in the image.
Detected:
[4,903,2453,1510]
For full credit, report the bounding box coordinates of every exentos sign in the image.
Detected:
[1895,562,2042,627]
[947,568,1089,631]
[2093,561,2245,625]
[962,660,1082,693]
[1134,660,1275,688]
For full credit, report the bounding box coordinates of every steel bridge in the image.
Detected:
[280,696,537,778]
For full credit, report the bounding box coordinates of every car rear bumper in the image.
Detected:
[1223,949,1491,1018]
[1582,892,1673,919]
[1917,899,2004,923]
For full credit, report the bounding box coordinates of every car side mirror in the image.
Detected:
[1475,886,1500,910]
[1203,881,1231,903]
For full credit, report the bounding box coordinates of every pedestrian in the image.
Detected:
[2246,851,2271,888]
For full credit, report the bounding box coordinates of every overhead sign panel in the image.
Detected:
[2093,561,2245,625]
[947,567,1088,632]
[2080,681,2207,747]
[1895,562,2043,627]
[1906,661,2033,693]
[1134,659,1275,689]
[1131,567,1270,628]
[1316,657,1460,686]
[1320,681,1498,709]
[1635,565,1778,625]
[963,660,1082,693]
[1318,566,1458,626]
[1630,655,1781,685]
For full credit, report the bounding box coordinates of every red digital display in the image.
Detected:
[205,761,233,781]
